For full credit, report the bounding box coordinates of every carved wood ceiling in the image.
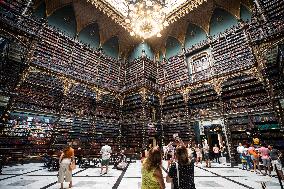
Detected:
[35,0,253,58]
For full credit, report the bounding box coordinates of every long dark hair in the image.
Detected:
[176,145,190,165]
[144,147,162,171]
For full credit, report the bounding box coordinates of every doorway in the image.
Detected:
[204,124,223,147]
[208,133,219,148]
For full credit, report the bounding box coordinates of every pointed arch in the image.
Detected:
[47,5,77,37]
[185,23,207,49]
[45,0,72,17]
[78,23,100,49]
[240,3,252,22]
[165,36,182,59]
[209,8,238,36]
[102,36,119,59]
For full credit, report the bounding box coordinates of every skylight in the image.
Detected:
[164,0,188,14]
[103,0,189,16]
[103,0,128,16]
[89,0,206,38]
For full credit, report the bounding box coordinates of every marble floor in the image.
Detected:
[0,161,282,189]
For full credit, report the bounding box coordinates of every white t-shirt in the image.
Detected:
[100,145,112,160]
[213,147,219,153]
[203,144,209,154]
[237,146,244,154]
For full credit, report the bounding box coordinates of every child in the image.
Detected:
[241,152,247,170]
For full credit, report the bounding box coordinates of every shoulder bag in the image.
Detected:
[69,159,76,171]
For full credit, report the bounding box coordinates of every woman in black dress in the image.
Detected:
[166,145,196,189]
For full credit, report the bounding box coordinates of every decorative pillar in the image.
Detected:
[215,84,233,165]
[58,77,76,114]
[182,87,193,139]
[139,88,147,149]
[118,95,124,151]
[22,0,33,16]
[253,0,267,22]
[159,94,164,146]
[252,42,284,129]
[212,77,235,165]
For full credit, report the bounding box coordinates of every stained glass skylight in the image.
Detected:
[103,0,189,16]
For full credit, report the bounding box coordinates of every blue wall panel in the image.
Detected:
[185,23,207,49]
[48,5,76,38]
[209,8,238,36]
[165,36,181,59]
[240,4,252,22]
[102,36,119,59]
[78,23,100,49]
[33,2,46,18]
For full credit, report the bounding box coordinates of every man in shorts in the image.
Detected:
[203,141,211,167]
[259,144,271,176]
[100,142,112,175]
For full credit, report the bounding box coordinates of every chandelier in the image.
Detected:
[125,0,169,39]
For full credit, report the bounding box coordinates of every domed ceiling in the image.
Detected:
[34,0,253,58]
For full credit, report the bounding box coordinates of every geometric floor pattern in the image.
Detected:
[0,161,282,189]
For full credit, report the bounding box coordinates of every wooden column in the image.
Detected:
[159,94,164,146]
[139,88,147,149]
[182,87,193,140]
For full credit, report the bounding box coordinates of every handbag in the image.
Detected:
[69,161,76,171]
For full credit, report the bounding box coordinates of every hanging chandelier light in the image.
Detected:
[125,0,169,39]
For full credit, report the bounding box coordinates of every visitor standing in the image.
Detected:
[213,144,220,164]
[194,144,202,165]
[76,147,83,168]
[259,144,271,176]
[244,145,252,170]
[241,151,247,170]
[167,141,175,160]
[100,143,112,175]
[141,147,165,189]
[248,144,261,173]
[187,143,194,159]
[166,145,196,189]
[237,143,245,164]
[269,145,284,180]
[220,145,225,157]
[203,141,211,168]
[58,145,75,189]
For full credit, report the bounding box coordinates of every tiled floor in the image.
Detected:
[0,161,282,189]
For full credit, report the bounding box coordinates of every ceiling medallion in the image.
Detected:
[125,0,169,39]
